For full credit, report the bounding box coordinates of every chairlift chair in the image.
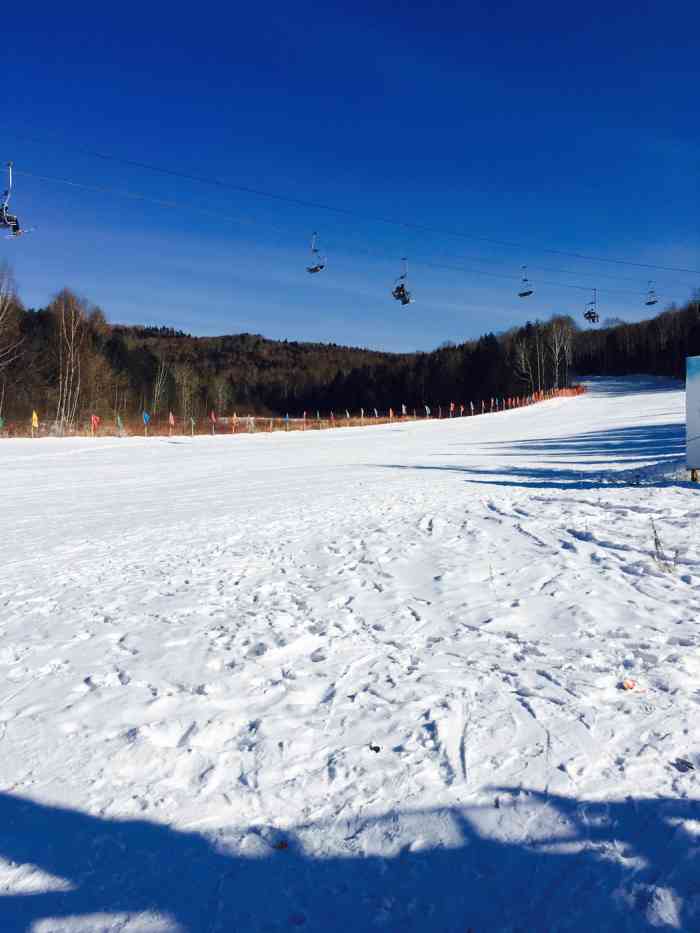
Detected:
[391,258,413,305]
[1,162,23,238]
[584,288,599,324]
[645,281,658,307]
[518,265,533,298]
[306,232,326,274]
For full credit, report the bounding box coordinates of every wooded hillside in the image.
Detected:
[0,265,697,425]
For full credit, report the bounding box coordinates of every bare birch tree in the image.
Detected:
[0,264,22,374]
[52,290,88,434]
[152,353,170,416]
[213,374,229,414]
[547,316,575,389]
[174,364,197,421]
[513,339,535,392]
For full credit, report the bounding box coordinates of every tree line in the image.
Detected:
[0,264,697,428]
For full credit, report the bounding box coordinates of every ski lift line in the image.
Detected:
[13,168,696,297]
[432,250,697,289]
[8,134,700,277]
[11,168,679,301]
[335,239,652,299]
[18,162,695,290]
[14,168,298,236]
[382,255,643,299]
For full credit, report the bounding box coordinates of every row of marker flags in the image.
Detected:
[22,390,583,436]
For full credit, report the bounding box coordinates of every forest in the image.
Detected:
[0,264,698,427]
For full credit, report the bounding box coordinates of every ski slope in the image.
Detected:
[1,377,699,933]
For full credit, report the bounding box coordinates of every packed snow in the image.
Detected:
[1,376,699,933]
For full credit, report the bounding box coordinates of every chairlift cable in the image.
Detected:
[11,167,685,302]
[8,133,700,276]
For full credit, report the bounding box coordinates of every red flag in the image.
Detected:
[168,411,175,427]
[90,414,100,431]
[209,410,217,423]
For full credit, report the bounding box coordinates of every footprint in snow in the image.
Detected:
[671,758,695,773]
[246,642,268,658]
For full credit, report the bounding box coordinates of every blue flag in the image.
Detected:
[143,411,151,425]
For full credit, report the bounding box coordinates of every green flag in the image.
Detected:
[116,413,124,431]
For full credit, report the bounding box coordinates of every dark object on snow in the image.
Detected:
[369,743,381,753]
[671,758,695,773]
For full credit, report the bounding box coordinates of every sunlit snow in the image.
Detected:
[1,377,698,932]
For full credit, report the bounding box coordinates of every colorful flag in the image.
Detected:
[116,413,124,431]
[0,415,4,430]
[142,411,151,425]
[401,404,406,416]
[210,410,217,423]
[91,414,101,432]
[31,410,39,429]
[168,411,175,427]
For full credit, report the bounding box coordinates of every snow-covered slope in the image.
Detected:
[1,377,698,932]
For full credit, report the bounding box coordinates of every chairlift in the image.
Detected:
[306,232,326,274]
[391,257,413,306]
[645,281,658,307]
[518,265,533,298]
[1,162,24,238]
[584,288,599,324]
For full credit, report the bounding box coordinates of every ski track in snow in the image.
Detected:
[1,376,699,932]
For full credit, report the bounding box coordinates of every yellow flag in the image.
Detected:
[31,410,38,429]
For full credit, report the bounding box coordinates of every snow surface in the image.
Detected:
[1,376,699,933]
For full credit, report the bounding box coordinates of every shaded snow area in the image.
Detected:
[2,376,700,933]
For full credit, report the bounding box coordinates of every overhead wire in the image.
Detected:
[16,167,661,301]
[9,131,700,277]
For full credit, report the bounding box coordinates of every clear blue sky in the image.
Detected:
[3,1,699,351]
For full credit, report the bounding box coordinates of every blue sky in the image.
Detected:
[3,1,699,351]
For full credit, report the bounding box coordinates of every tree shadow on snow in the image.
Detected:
[0,788,699,932]
[479,423,686,463]
[379,423,690,490]
[579,377,683,398]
